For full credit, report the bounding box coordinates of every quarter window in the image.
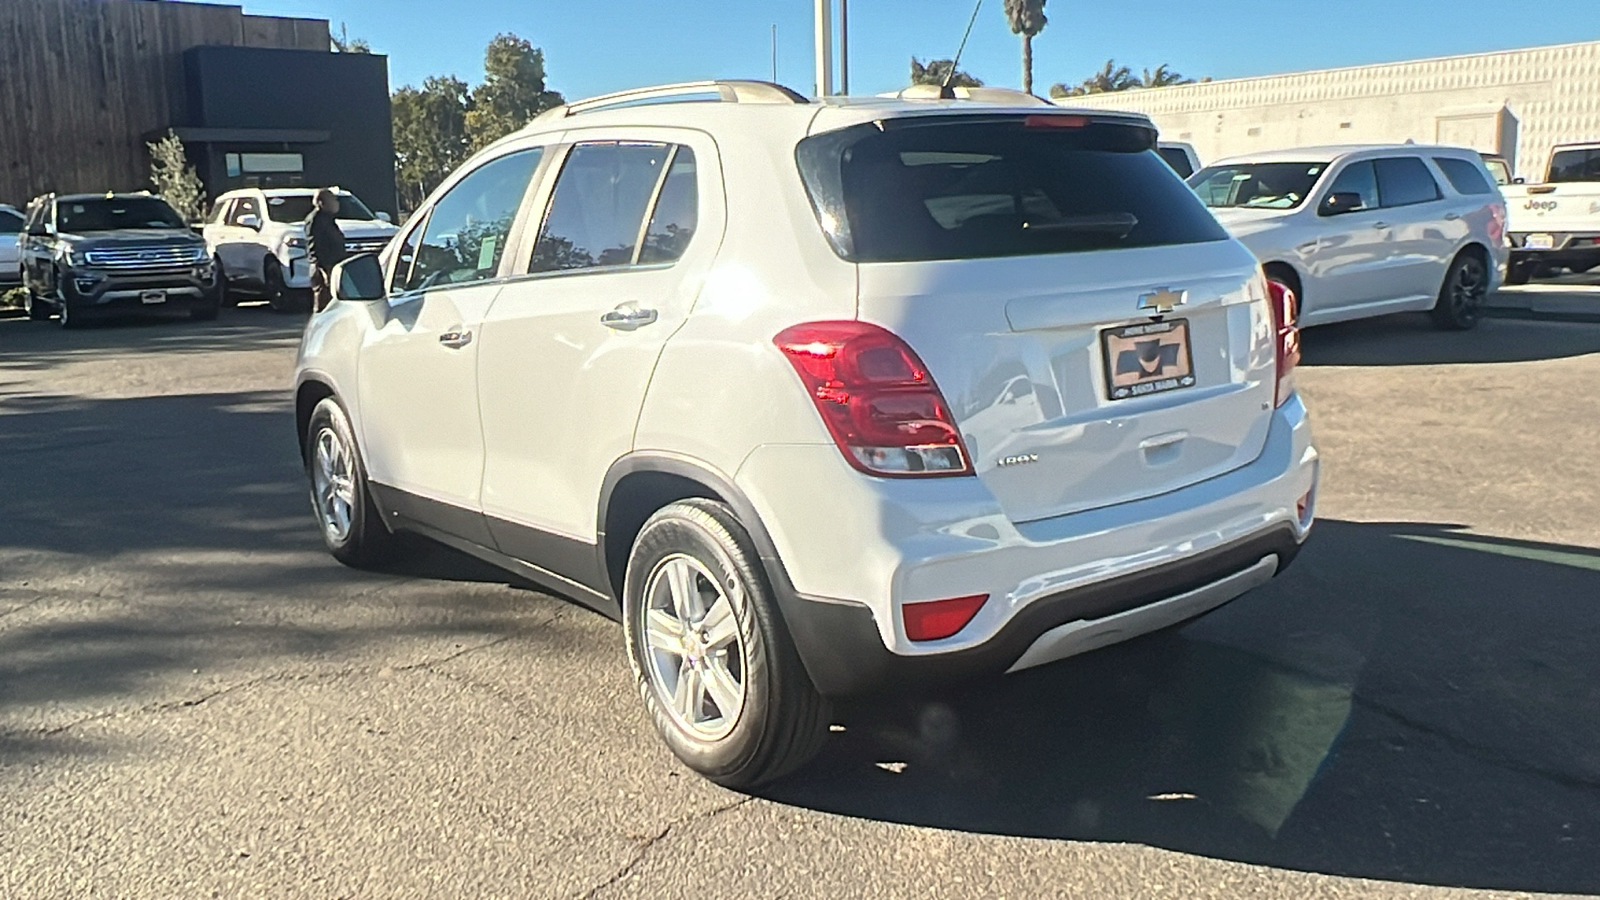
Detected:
[1320,161,1379,215]
[1433,157,1494,196]
[530,142,672,273]
[639,148,698,265]
[396,147,543,293]
[1375,157,1442,208]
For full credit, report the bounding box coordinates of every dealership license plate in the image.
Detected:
[1102,319,1196,400]
[1525,233,1555,250]
[141,290,167,305]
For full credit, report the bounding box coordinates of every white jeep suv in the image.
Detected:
[203,188,397,312]
[295,81,1319,787]
[1189,145,1509,330]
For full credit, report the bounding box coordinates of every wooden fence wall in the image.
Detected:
[0,0,330,206]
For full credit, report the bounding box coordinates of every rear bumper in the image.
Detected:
[739,395,1317,696]
[1508,234,1600,270]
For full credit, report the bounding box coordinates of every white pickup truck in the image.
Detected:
[1502,143,1600,283]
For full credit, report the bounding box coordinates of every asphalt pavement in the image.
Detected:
[1,290,1597,898]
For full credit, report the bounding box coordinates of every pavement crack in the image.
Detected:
[576,796,754,900]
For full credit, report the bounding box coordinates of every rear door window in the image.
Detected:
[530,142,672,273]
[1375,157,1442,208]
[796,117,1227,263]
[0,209,22,234]
[1432,157,1494,196]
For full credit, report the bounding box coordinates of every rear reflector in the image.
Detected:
[1265,277,1301,408]
[903,594,989,642]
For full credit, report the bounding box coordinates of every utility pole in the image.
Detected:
[813,0,833,97]
[838,0,849,94]
[771,24,778,83]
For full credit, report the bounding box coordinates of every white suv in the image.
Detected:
[1189,145,1509,330]
[203,188,397,312]
[295,81,1319,787]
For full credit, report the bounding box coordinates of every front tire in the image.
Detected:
[622,499,830,788]
[265,258,302,314]
[55,269,85,330]
[23,285,51,321]
[304,397,397,567]
[1432,252,1488,331]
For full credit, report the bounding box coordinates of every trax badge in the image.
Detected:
[1138,287,1187,315]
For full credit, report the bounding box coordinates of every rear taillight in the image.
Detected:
[1488,202,1507,245]
[1266,277,1301,408]
[774,321,973,477]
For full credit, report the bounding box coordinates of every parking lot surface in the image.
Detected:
[2,289,1598,899]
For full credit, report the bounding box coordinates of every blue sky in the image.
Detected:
[236,0,1596,99]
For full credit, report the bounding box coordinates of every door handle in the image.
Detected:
[600,306,659,330]
[438,329,473,349]
[1373,222,1390,230]
[1444,212,1462,221]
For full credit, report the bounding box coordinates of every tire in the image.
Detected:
[55,268,85,330]
[191,276,223,321]
[1504,261,1530,286]
[214,257,240,307]
[23,285,51,321]
[622,498,830,788]
[304,397,398,567]
[265,258,297,313]
[1431,252,1488,331]
[1571,264,1595,275]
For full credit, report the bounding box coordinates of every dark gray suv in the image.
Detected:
[19,193,221,328]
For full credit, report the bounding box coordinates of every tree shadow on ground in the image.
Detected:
[1300,313,1600,367]
[764,520,1600,893]
[0,304,304,376]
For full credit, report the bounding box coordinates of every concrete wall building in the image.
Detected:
[1063,40,1600,181]
[0,0,396,215]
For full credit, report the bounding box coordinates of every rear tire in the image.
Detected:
[1504,261,1531,286]
[1431,252,1488,331]
[622,499,830,788]
[304,397,398,568]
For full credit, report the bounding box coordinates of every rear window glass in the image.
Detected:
[796,118,1227,263]
[1549,148,1600,182]
[1433,157,1494,195]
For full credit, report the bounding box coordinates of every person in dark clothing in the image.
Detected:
[305,189,347,313]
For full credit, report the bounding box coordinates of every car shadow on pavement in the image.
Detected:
[1300,313,1600,367]
[764,520,1600,895]
[0,305,304,376]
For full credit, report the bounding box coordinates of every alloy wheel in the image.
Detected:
[310,425,357,543]
[1450,258,1487,322]
[640,554,748,741]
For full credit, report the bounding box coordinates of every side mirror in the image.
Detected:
[333,253,386,302]
[238,214,262,231]
[1320,191,1365,216]
[376,211,392,223]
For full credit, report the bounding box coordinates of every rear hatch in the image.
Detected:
[797,112,1277,524]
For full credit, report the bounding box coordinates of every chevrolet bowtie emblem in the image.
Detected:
[1139,287,1187,315]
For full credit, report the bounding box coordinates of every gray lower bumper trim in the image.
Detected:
[1006,555,1280,673]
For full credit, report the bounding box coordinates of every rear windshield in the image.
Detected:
[265,193,376,223]
[57,197,187,232]
[1188,162,1327,210]
[1548,148,1600,183]
[796,117,1227,263]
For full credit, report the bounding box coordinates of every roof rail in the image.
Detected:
[884,85,1051,106]
[539,80,810,121]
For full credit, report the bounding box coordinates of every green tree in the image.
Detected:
[909,57,984,88]
[146,130,206,223]
[1003,0,1048,95]
[1049,59,1136,98]
[392,76,472,211]
[465,34,565,152]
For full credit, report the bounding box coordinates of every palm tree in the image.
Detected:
[910,57,984,88]
[1003,0,1048,95]
[1140,64,1195,88]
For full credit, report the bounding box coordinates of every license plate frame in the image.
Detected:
[1525,233,1556,250]
[140,290,168,305]
[1101,319,1197,401]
